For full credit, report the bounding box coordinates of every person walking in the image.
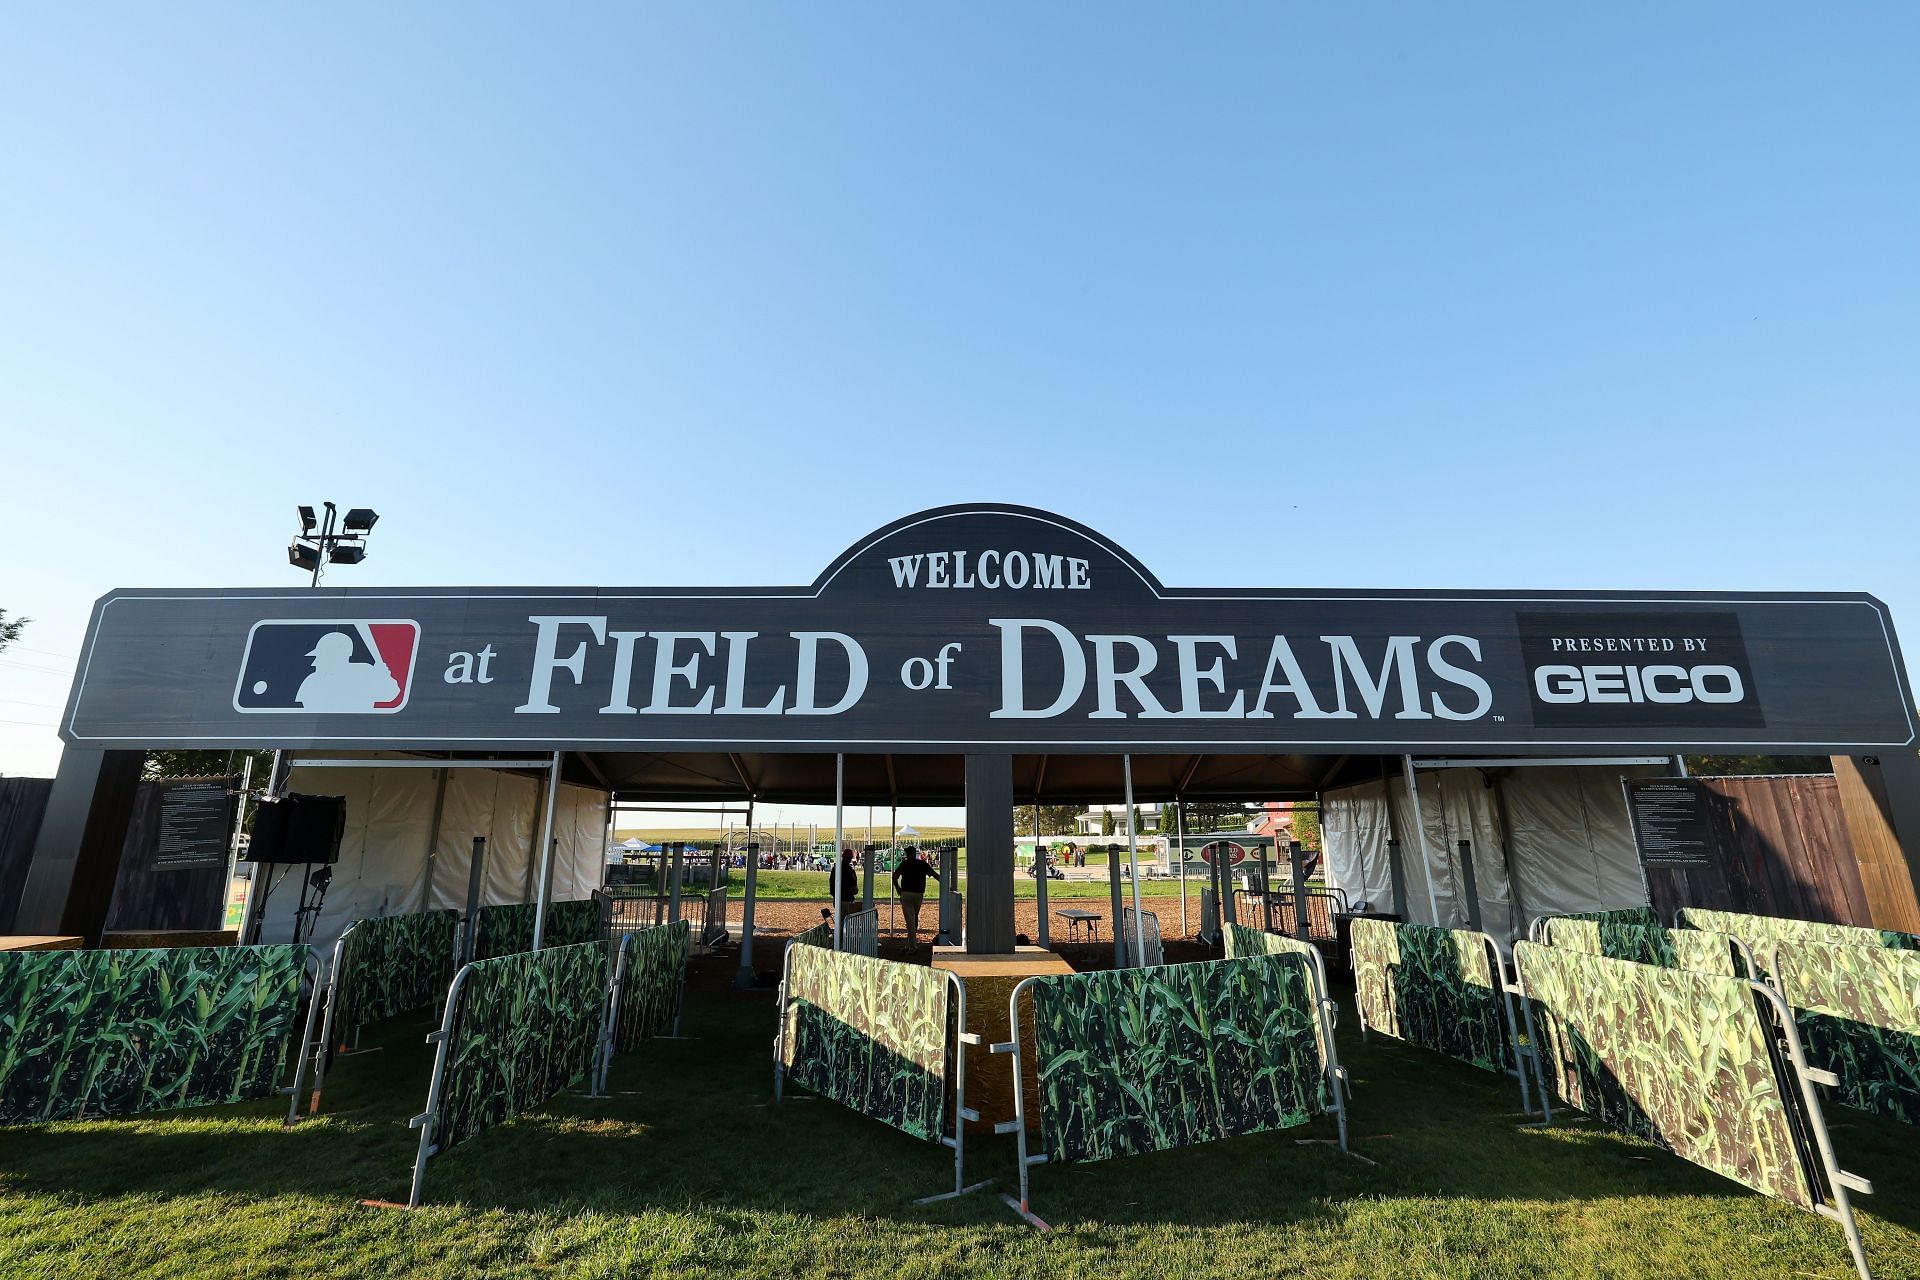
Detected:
[836,846,861,917]
[890,846,940,944]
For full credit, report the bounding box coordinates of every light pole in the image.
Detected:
[243,502,382,943]
[289,503,379,586]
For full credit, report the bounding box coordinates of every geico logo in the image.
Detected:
[1533,663,1745,705]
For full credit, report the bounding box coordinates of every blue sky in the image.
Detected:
[3,5,1916,825]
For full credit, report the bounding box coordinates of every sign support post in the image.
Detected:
[1123,755,1145,964]
[1403,756,1443,926]
[530,750,561,951]
[1175,799,1188,939]
[1033,800,1050,948]
[736,801,760,986]
[833,754,845,952]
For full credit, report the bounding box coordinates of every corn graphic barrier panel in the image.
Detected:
[993,952,1346,1228]
[1219,923,1351,1110]
[1025,955,1333,1164]
[0,944,306,1126]
[408,941,612,1207]
[614,920,690,1051]
[288,908,463,1121]
[1350,918,1535,1113]
[1513,941,1877,1279]
[333,909,462,1035]
[788,920,834,952]
[1527,906,1660,943]
[1769,940,1920,1127]
[776,943,950,1141]
[1542,918,1747,978]
[1679,908,1920,954]
[471,898,606,961]
[772,942,986,1204]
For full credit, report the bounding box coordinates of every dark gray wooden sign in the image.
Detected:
[57,504,1918,755]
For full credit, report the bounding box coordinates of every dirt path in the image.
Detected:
[742,895,1205,944]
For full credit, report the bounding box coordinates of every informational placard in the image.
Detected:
[153,779,236,871]
[1624,780,1716,866]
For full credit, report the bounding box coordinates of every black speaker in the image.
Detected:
[246,792,346,864]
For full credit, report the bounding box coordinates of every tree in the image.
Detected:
[1176,801,1256,835]
[1012,804,1080,836]
[1683,755,1830,776]
[1289,805,1322,851]
[0,609,27,653]
[144,748,275,782]
[1100,808,1114,837]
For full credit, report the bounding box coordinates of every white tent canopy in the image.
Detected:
[255,763,608,956]
[1321,762,1664,941]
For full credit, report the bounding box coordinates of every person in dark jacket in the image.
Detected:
[837,846,861,912]
[890,846,941,943]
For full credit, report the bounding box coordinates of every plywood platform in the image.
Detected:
[932,946,1075,1132]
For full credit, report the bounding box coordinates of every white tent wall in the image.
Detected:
[1322,763,1660,940]
[1320,773,1438,924]
[552,786,610,900]
[1424,769,1516,938]
[263,764,608,954]
[427,767,502,910]
[1502,765,1663,928]
[1320,779,1397,913]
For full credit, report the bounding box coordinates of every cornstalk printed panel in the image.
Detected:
[615,920,691,1052]
[334,910,461,1037]
[1772,941,1920,1126]
[779,946,949,1141]
[473,899,603,960]
[1544,918,1740,978]
[1027,954,1330,1165]
[1224,921,1318,965]
[1350,919,1509,1073]
[434,941,611,1153]
[1558,907,1662,931]
[1679,908,1919,954]
[788,921,834,951]
[1514,941,1820,1209]
[0,945,307,1125]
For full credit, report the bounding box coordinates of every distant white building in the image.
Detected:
[1073,803,1163,835]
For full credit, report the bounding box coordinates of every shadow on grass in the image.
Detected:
[2,958,1916,1248]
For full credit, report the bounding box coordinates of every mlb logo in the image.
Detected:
[233,619,421,714]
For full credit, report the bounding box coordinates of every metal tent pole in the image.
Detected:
[1176,799,1187,938]
[460,837,487,964]
[1258,824,1275,933]
[1456,839,1484,933]
[1291,839,1310,940]
[1033,799,1050,948]
[736,797,760,986]
[1402,756,1444,926]
[1123,757,1145,964]
[1107,815,1128,967]
[668,842,684,923]
[530,751,562,951]
[833,754,845,952]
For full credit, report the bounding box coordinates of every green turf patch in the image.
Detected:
[0,961,1913,1279]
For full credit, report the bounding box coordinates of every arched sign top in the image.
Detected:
[810,504,1166,601]
[56,502,1919,755]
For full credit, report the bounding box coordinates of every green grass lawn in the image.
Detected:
[1,957,1913,1279]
